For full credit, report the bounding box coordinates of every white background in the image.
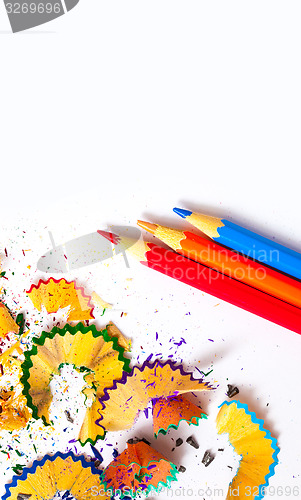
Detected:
[0,2,301,499]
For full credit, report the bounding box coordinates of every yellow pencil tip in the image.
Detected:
[137,220,158,235]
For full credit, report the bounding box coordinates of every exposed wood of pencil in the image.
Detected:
[173,209,223,238]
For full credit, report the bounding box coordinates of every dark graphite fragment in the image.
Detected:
[202,450,215,467]
[64,410,74,423]
[17,495,32,500]
[127,437,151,446]
[178,465,186,473]
[176,438,183,447]
[226,384,239,398]
[186,436,199,449]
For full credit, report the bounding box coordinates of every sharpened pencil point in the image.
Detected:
[137,221,158,235]
[173,208,193,219]
[97,230,120,245]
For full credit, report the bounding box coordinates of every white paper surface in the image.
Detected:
[1,2,301,498]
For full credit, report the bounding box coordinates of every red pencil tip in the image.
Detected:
[97,230,120,245]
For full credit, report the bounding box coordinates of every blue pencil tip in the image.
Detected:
[173,207,192,219]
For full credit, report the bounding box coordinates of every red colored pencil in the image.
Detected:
[137,220,301,310]
[98,231,301,336]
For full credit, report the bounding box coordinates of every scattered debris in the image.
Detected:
[202,450,215,467]
[127,437,151,446]
[91,445,103,464]
[91,292,113,312]
[64,410,74,423]
[13,466,24,476]
[226,384,239,398]
[186,436,199,449]
[176,438,183,447]
[178,465,186,473]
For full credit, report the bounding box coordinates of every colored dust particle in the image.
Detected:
[95,360,213,436]
[152,394,207,437]
[103,440,178,498]
[0,346,31,431]
[26,278,95,322]
[0,235,282,499]
[216,401,279,500]
[0,303,19,339]
[20,322,130,445]
[2,451,110,500]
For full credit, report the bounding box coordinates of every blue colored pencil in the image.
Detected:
[173,208,301,280]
